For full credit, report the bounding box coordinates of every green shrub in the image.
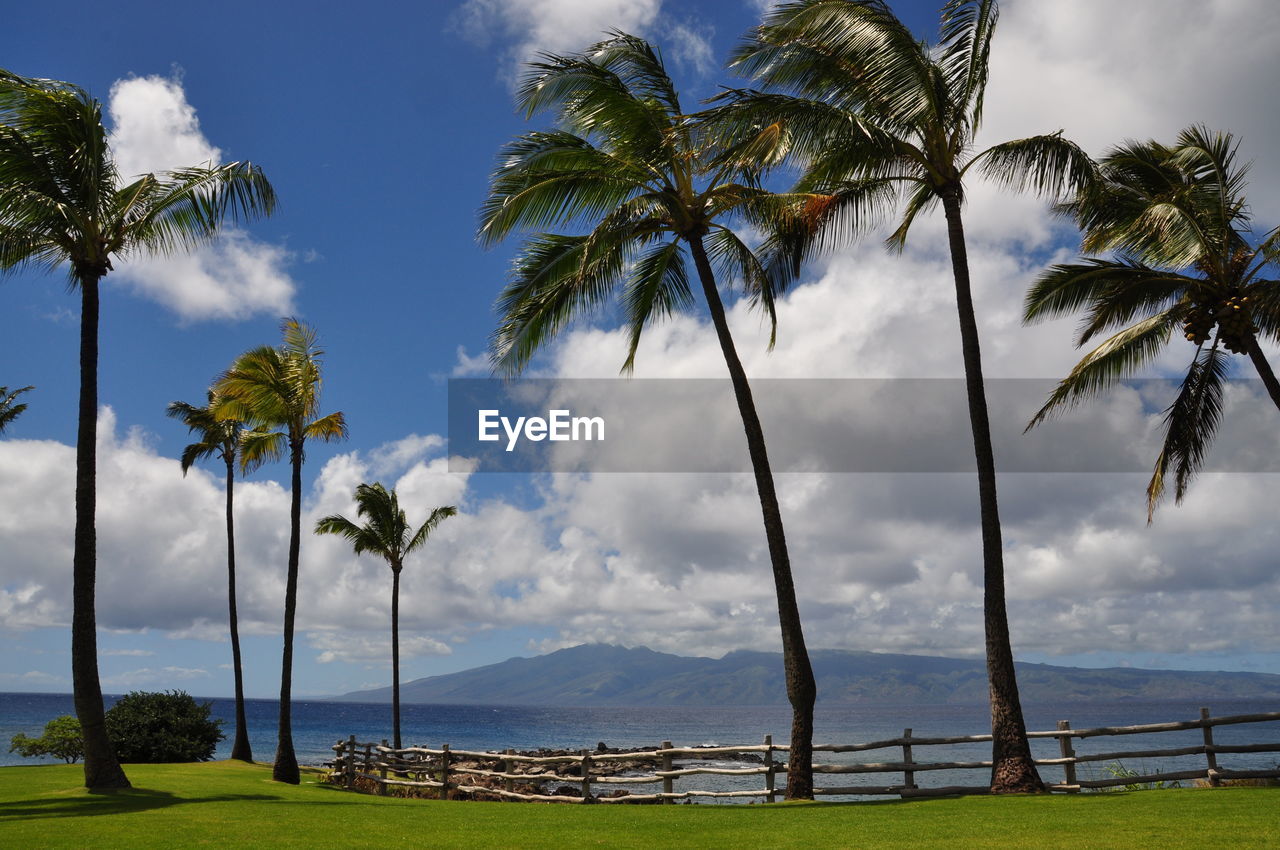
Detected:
[9,714,84,763]
[104,690,224,763]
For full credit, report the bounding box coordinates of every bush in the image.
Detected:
[9,715,84,763]
[104,690,224,763]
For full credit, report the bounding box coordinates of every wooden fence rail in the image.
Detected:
[328,707,1280,803]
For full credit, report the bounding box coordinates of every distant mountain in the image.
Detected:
[332,644,1280,707]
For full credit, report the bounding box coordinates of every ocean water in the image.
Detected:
[3,693,1277,796]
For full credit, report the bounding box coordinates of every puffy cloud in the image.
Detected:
[107,74,220,179]
[984,0,1280,222]
[455,0,662,82]
[105,74,296,321]
[4,1,1278,685]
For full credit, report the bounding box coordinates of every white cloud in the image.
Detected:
[105,74,297,321]
[983,0,1280,223]
[452,346,491,377]
[310,632,453,666]
[455,0,663,83]
[103,665,210,689]
[103,649,155,657]
[664,20,715,76]
[4,1,1279,679]
[108,73,220,179]
[110,230,295,321]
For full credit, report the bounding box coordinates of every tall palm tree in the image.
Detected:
[166,390,255,762]
[216,319,347,784]
[721,0,1093,792]
[0,69,275,790]
[315,484,455,750]
[479,33,821,798]
[1025,126,1280,518]
[0,385,33,434]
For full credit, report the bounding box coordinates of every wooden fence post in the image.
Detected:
[345,735,356,790]
[1201,708,1221,786]
[504,749,515,795]
[440,743,452,800]
[764,735,776,803]
[902,728,917,791]
[661,741,674,803]
[1057,721,1078,792]
[580,750,593,802]
[378,739,389,795]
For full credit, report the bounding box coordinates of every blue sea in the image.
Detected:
[4,693,1278,795]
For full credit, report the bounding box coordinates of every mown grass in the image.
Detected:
[1,761,1276,849]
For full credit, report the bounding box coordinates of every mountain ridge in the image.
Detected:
[332,644,1280,706]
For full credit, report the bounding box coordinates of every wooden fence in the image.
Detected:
[329,707,1280,803]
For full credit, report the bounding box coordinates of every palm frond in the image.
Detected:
[115,161,276,258]
[0,384,33,434]
[1026,311,1176,429]
[491,230,634,375]
[704,224,778,347]
[479,131,650,246]
[756,180,899,283]
[406,505,457,555]
[732,0,937,136]
[1147,342,1229,520]
[238,427,285,474]
[314,513,384,558]
[968,132,1095,200]
[620,239,693,371]
[885,178,938,252]
[1246,279,1280,342]
[937,0,998,130]
[1023,259,1196,340]
[304,411,348,443]
[517,41,670,164]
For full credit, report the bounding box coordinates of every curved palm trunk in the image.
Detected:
[72,273,131,790]
[689,235,817,799]
[940,190,1044,794]
[225,457,252,762]
[1246,337,1280,412]
[273,438,303,784]
[391,565,402,751]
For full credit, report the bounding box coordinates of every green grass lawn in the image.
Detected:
[1,761,1276,849]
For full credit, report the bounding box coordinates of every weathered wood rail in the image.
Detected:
[329,707,1280,803]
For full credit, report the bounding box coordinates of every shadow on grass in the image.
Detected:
[0,789,283,822]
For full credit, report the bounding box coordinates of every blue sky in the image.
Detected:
[3,0,1280,700]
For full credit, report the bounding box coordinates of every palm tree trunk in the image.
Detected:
[940,190,1043,793]
[226,456,252,762]
[391,564,402,751]
[688,235,816,800]
[1245,337,1280,412]
[273,438,303,784]
[72,273,130,790]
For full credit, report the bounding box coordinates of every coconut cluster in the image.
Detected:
[1182,293,1256,353]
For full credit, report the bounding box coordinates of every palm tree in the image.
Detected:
[0,385,33,434]
[216,319,347,784]
[166,391,255,762]
[1025,126,1280,518]
[479,33,821,798]
[0,69,275,790]
[315,484,455,750]
[721,0,1093,792]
